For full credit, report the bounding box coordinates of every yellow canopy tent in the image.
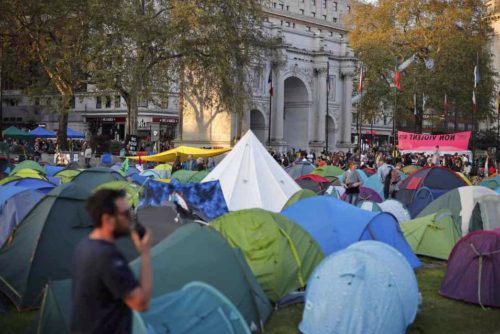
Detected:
[129,146,230,163]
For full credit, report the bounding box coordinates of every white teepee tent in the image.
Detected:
[202,130,300,212]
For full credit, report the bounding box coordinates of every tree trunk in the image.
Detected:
[57,96,70,151]
[125,92,139,136]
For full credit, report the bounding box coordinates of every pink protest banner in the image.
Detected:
[397,131,471,152]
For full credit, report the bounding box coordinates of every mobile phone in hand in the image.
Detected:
[133,221,146,239]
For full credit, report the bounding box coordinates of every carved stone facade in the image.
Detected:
[181,0,357,152]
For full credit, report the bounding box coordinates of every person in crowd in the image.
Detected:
[342,161,363,205]
[463,161,472,177]
[196,157,205,171]
[71,189,152,334]
[84,144,93,168]
[172,156,182,173]
[432,145,441,166]
[388,162,403,199]
[182,154,197,170]
[377,157,393,199]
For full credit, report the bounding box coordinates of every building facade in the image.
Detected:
[181,0,358,152]
[2,0,364,152]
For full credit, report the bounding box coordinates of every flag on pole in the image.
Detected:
[413,93,417,115]
[394,68,401,91]
[472,91,477,113]
[474,64,480,88]
[358,65,364,93]
[119,158,129,177]
[268,69,273,96]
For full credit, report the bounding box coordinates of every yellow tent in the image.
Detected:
[129,146,230,163]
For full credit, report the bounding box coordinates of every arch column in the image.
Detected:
[310,64,327,152]
[339,66,355,148]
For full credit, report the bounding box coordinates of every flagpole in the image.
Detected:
[268,69,273,147]
[393,88,397,146]
[325,62,329,154]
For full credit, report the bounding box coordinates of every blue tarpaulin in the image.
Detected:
[139,179,228,221]
[30,127,56,138]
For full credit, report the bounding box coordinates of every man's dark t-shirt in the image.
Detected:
[71,237,138,334]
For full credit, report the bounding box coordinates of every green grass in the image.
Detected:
[1,259,499,333]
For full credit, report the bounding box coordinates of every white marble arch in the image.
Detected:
[283,75,311,151]
[249,109,267,144]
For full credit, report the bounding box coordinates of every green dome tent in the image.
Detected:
[71,167,125,191]
[0,183,137,310]
[171,170,209,184]
[311,165,343,182]
[54,169,81,183]
[129,223,272,330]
[417,186,497,236]
[282,189,317,210]
[11,160,46,176]
[0,168,48,185]
[401,209,461,260]
[210,209,324,302]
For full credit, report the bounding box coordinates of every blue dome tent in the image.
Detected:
[2,178,56,194]
[281,196,420,268]
[0,186,44,247]
[44,165,64,177]
[300,241,419,334]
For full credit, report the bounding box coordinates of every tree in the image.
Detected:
[89,0,273,137]
[0,0,111,149]
[348,0,497,134]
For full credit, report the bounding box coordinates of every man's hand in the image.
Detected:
[131,229,151,255]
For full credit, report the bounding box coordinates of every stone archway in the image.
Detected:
[326,115,337,151]
[250,109,266,143]
[283,76,310,151]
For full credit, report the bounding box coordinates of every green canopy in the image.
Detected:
[210,209,324,302]
[2,126,33,139]
[312,165,344,181]
[282,189,317,210]
[71,167,126,191]
[129,223,272,330]
[11,160,46,176]
[95,180,142,208]
[401,209,460,260]
[0,183,137,310]
[171,170,209,184]
[54,169,81,183]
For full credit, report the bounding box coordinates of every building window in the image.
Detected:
[347,5,351,12]
[318,28,322,33]
[70,96,76,109]
[115,95,121,108]
[96,96,102,109]
[332,17,337,23]
[323,14,327,20]
[306,26,311,31]
[139,99,148,108]
[300,9,304,14]
[311,0,316,5]
[333,1,338,11]
[280,20,283,26]
[286,5,289,10]
[105,96,112,108]
[293,22,296,28]
[279,3,284,9]
[273,2,276,8]
[311,11,316,17]
[322,0,327,8]
[286,21,291,27]
[329,31,333,36]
